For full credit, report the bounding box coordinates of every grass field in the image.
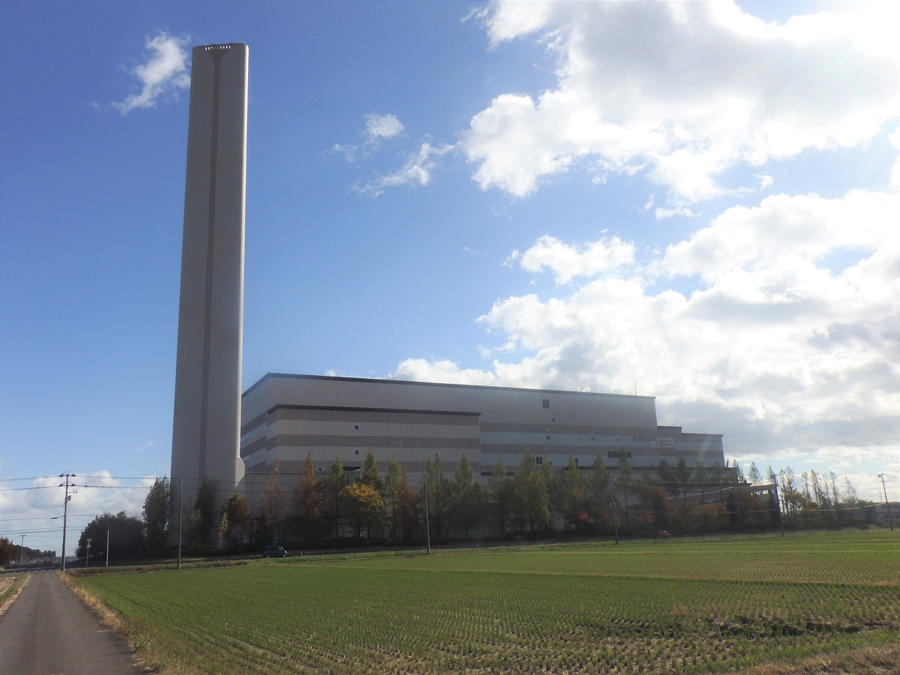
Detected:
[0,574,28,615]
[0,574,25,605]
[72,531,899,673]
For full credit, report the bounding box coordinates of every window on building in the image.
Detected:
[536,456,543,465]
[354,424,359,430]
[608,450,632,459]
[354,449,360,455]
[542,399,550,408]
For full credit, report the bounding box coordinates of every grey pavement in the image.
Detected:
[0,571,144,674]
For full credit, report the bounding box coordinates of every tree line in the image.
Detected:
[116,452,877,558]
[67,453,881,563]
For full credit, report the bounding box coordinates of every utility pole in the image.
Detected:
[877,473,893,531]
[612,498,620,545]
[177,477,183,569]
[58,473,75,572]
[106,527,110,567]
[85,538,92,568]
[19,535,25,564]
[424,486,432,555]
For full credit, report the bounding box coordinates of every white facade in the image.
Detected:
[240,374,724,487]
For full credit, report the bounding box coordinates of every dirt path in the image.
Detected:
[0,571,143,674]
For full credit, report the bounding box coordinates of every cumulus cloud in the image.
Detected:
[393,178,900,499]
[0,472,158,556]
[505,234,635,284]
[113,33,190,114]
[365,113,405,142]
[357,141,454,197]
[462,1,900,203]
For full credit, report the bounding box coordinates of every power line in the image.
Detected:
[0,527,66,535]
[0,486,57,493]
[0,515,64,522]
[0,474,162,486]
[79,484,154,490]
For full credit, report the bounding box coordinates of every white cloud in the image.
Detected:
[392,179,900,499]
[394,358,500,386]
[462,1,900,203]
[512,234,635,284]
[113,33,190,114]
[0,472,159,556]
[654,205,697,220]
[358,141,454,197]
[332,113,406,162]
[365,113,405,142]
[331,143,358,163]
[660,190,898,283]
[889,126,900,189]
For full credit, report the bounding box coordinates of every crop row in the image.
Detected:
[76,542,899,673]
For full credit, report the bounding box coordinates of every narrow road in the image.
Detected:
[0,571,143,674]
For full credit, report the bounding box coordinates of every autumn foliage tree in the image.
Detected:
[236,449,868,549]
[555,457,588,531]
[191,478,217,544]
[322,458,347,539]
[421,454,451,541]
[294,453,325,544]
[259,460,286,543]
[340,482,385,539]
[450,454,483,538]
[489,459,515,536]
[394,466,419,544]
[514,451,550,534]
[224,493,252,545]
[0,538,14,566]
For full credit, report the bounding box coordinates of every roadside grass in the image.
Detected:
[71,530,899,673]
[0,574,29,616]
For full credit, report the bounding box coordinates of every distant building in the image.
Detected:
[240,373,724,487]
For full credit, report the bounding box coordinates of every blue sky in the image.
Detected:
[2,1,899,554]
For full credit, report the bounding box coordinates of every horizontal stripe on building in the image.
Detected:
[263,434,481,451]
[479,422,656,439]
[240,405,480,436]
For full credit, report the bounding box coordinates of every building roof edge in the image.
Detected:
[242,372,657,401]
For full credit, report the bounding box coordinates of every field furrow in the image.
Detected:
[73,531,899,673]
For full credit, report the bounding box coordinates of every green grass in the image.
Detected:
[0,574,28,608]
[73,531,899,673]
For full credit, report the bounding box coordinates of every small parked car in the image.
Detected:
[263,544,287,558]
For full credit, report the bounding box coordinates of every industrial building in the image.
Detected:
[240,373,724,486]
[166,44,726,505]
